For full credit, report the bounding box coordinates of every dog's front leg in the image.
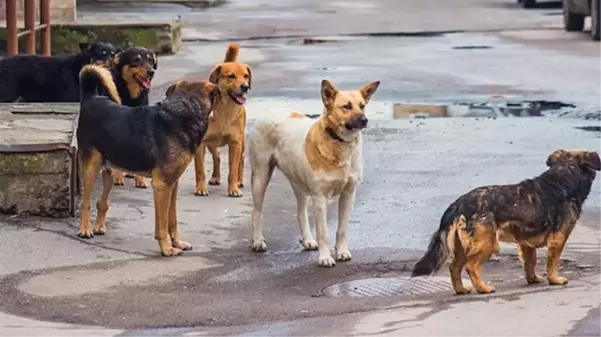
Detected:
[336,181,357,261]
[152,178,181,257]
[227,140,243,197]
[312,195,335,267]
[194,144,209,196]
[168,180,192,251]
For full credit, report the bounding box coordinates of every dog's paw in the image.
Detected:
[300,238,318,251]
[134,177,148,189]
[194,187,209,196]
[113,177,125,186]
[318,256,336,268]
[209,177,221,185]
[77,230,94,239]
[228,189,243,197]
[160,247,183,257]
[92,226,106,236]
[335,250,352,261]
[454,286,472,295]
[475,284,496,294]
[125,173,135,178]
[251,238,267,252]
[172,240,193,251]
[548,276,568,286]
[526,275,545,284]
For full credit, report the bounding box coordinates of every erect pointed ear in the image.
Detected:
[165,80,191,96]
[246,65,252,90]
[113,51,123,66]
[359,80,380,104]
[579,151,601,171]
[320,79,338,108]
[79,42,90,54]
[209,65,222,84]
[546,149,566,167]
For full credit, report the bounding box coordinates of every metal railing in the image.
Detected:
[5,0,51,56]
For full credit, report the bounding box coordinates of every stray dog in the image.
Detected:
[0,42,116,103]
[411,150,600,294]
[194,43,250,197]
[76,64,219,256]
[249,79,380,267]
[106,47,159,189]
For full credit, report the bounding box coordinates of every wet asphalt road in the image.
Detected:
[0,0,600,334]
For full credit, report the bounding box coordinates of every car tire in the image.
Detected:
[591,0,601,40]
[522,0,536,8]
[563,0,586,31]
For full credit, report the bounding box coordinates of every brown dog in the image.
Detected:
[411,150,600,294]
[193,43,251,197]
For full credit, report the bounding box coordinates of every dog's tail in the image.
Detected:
[223,43,240,63]
[411,207,466,277]
[79,64,121,104]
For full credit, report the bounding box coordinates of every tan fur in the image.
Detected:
[79,65,121,104]
[194,43,251,197]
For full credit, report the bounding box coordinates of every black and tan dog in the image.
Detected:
[0,41,116,103]
[76,64,219,256]
[105,47,159,189]
[412,150,600,294]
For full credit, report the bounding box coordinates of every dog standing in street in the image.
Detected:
[248,79,380,267]
[193,43,250,197]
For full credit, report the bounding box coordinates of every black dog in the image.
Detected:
[77,64,219,257]
[104,46,159,187]
[0,42,116,103]
[412,150,599,295]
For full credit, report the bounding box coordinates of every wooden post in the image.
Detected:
[24,0,36,54]
[5,0,18,55]
[40,0,51,56]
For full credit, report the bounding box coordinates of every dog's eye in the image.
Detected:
[101,50,107,55]
[244,74,249,79]
[228,74,236,79]
[343,103,353,110]
[359,103,365,109]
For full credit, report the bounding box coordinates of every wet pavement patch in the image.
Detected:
[321,276,462,297]
[575,126,601,133]
[452,45,493,50]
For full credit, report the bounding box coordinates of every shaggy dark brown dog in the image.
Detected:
[411,150,600,295]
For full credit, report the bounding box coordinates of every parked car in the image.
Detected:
[563,0,600,40]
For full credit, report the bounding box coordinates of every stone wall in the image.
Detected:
[0,0,76,23]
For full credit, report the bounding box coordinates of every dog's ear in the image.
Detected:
[79,42,90,53]
[209,65,221,84]
[246,65,252,90]
[579,151,601,171]
[113,51,122,66]
[151,52,158,70]
[546,149,566,167]
[321,79,338,108]
[115,47,123,54]
[165,82,180,96]
[359,81,380,104]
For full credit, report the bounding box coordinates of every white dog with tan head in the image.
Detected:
[248,79,380,267]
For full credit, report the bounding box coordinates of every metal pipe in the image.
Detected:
[40,0,51,56]
[24,0,36,54]
[6,0,18,55]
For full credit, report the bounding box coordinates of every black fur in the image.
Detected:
[412,150,599,277]
[78,66,216,179]
[0,42,116,103]
[112,47,157,107]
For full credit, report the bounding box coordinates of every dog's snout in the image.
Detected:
[148,68,155,78]
[356,114,368,127]
[240,83,250,93]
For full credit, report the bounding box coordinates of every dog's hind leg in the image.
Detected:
[78,149,103,239]
[111,169,126,186]
[518,244,544,284]
[208,145,221,186]
[134,175,148,189]
[464,220,497,294]
[312,195,335,268]
[168,180,192,251]
[194,144,210,196]
[250,157,275,252]
[93,168,114,235]
[291,183,318,251]
[546,223,575,286]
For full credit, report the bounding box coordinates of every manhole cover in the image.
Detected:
[322,276,465,297]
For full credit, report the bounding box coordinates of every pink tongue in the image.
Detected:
[142,80,151,89]
[235,95,246,104]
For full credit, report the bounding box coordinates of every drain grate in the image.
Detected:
[322,276,464,297]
